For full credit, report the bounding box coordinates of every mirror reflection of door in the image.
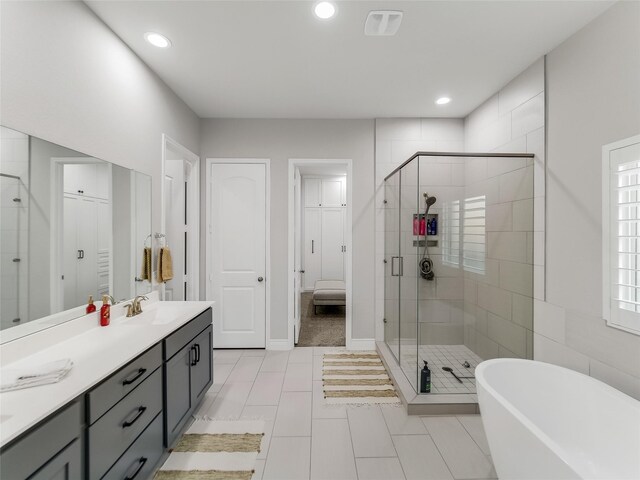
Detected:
[133,172,152,297]
[164,159,187,300]
[60,161,111,310]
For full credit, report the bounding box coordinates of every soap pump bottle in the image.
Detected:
[420,360,431,393]
[86,295,96,314]
[100,295,110,327]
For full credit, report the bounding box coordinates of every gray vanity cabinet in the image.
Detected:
[0,402,82,480]
[164,308,213,448]
[30,440,82,480]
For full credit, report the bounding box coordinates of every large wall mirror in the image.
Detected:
[0,126,152,341]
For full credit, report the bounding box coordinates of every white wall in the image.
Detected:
[0,1,200,243]
[200,119,375,342]
[538,2,640,399]
[463,59,544,360]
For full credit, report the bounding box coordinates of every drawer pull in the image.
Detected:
[190,345,197,366]
[122,406,147,428]
[194,343,201,364]
[122,368,147,386]
[124,457,147,480]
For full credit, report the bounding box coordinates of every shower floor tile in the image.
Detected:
[394,344,482,394]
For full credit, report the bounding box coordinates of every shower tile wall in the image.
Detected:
[375,118,465,342]
[462,58,545,360]
[0,127,30,329]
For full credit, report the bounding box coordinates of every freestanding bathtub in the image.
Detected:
[476,359,640,480]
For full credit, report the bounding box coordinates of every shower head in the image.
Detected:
[423,193,437,207]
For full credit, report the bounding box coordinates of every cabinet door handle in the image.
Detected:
[122,368,146,386]
[191,345,197,366]
[124,457,148,480]
[122,406,147,428]
[312,240,314,254]
[195,343,201,363]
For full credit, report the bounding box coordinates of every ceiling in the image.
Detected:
[87,1,612,119]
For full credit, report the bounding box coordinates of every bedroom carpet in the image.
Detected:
[296,292,345,347]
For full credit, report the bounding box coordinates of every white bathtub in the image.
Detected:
[476,359,640,480]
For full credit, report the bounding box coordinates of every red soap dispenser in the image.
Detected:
[86,295,96,314]
[100,295,110,326]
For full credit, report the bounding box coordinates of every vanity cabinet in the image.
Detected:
[0,306,214,480]
[164,308,213,448]
[0,402,82,480]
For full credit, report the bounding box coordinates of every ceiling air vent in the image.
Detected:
[364,10,403,36]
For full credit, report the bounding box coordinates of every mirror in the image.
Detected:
[0,126,152,339]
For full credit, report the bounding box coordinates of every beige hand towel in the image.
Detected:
[158,247,174,283]
[141,247,152,280]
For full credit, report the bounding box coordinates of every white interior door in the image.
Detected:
[321,208,344,280]
[303,207,322,290]
[164,159,185,300]
[294,168,302,343]
[210,163,266,348]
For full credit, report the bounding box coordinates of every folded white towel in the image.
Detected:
[0,359,73,392]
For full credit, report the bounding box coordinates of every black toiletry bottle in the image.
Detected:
[420,361,431,393]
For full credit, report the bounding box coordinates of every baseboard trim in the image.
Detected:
[267,339,291,350]
[347,338,376,350]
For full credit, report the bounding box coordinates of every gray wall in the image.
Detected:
[200,119,375,341]
[0,1,200,237]
[537,1,640,398]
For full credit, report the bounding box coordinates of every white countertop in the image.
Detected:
[0,300,214,447]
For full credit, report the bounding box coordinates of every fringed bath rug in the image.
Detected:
[155,419,265,480]
[322,351,400,405]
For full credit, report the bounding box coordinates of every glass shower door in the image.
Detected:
[384,171,400,361]
[399,160,419,391]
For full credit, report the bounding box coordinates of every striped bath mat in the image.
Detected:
[155,419,265,480]
[322,351,400,405]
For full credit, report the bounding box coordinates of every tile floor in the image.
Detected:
[193,347,496,480]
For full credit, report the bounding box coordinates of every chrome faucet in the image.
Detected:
[132,295,148,315]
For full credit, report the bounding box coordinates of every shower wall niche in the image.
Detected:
[384,152,535,395]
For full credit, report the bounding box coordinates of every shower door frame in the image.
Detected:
[382,150,535,394]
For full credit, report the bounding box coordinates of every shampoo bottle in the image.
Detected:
[100,295,110,327]
[420,361,431,393]
[86,295,96,314]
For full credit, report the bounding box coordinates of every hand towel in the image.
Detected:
[141,247,152,281]
[158,247,174,283]
[1,359,73,392]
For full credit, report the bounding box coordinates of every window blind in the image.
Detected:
[463,195,486,274]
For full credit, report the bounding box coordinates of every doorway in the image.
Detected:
[288,159,352,348]
[161,135,200,301]
[206,159,269,348]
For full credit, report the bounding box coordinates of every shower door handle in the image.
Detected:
[391,256,404,277]
[391,256,398,276]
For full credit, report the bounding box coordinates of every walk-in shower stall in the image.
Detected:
[384,152,535,396]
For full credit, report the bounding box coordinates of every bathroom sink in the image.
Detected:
[118,305,188,326]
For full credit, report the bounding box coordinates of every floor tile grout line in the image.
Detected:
[379,407,408,480]
[419,417,457,480]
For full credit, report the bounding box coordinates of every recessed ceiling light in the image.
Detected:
[314,1,336,19]
[435,97,451,105]
[144,32,171,48]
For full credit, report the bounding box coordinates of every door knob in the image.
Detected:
[258,276,264,282]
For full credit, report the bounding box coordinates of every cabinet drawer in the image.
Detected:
[164,308,212,360]
[88,368,162,480]
[0,402,81,480]
[102,413,163,480]
[87,343,162,424]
